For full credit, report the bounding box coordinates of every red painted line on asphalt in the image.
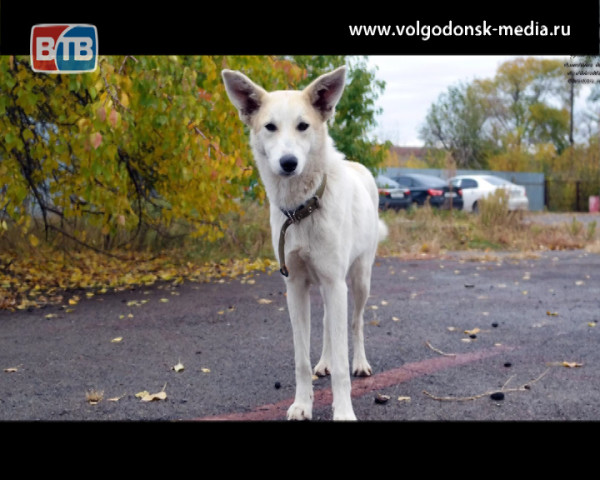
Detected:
[196,345,512,421]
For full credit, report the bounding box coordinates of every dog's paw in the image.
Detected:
[313,361,330,377]
[352,361,373,377]
[287,402,312,421]
[333,410,357,421]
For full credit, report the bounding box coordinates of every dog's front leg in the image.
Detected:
[321,279,357,421]
[286,277,313,420]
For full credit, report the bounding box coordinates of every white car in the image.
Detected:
[449,175,529,213]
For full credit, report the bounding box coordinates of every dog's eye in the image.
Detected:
[297,122,309,131]
[265,123,277,132]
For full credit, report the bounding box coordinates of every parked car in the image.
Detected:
[449,175,529,213]
[392,173,463,210]
[376,175,411,210]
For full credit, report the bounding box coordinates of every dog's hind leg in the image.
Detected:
[285,277,314,420]
[349,256,373,377]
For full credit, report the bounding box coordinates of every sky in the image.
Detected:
[366,55,572,147]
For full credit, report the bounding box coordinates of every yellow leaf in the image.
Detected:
[546,311,559,316]
[86,389,104,404]
[107,395,125,402]
[135,391,150,398]
[45,313,57,319]
[160,298,169,303]
[464,328,480,335]
[140,391,167,402]
[201,367,211,373]
[172,361,185,373]
[562,361,583,368]
[28,234,39,247]
[111,337,123,343]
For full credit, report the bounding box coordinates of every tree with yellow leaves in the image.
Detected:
[0,56,304,251]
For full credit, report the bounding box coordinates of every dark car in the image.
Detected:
[376,175,411,210]
[393,173,463,210]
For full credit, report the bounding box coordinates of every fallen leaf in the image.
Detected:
[140,391,167,402]
[392,316,401,322]
[201,367,211,373]
[562,361,583,368]
[546,311,559,316]
[160,298,169,303]
[172,361,185,373]
[464,328,480,335]
[397,396,411,402]
[374,393,390,404]
[111,337,123,343]
[257,298,272,304]
[4,366,19,373]
[86,389,104,404]
[135,390,150,398]
[45,313,57,319]
[107,395,125,402]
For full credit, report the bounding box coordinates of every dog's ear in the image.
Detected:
[304,66,347,121]
[221,70,267,125]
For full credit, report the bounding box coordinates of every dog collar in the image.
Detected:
[278,174,327,277]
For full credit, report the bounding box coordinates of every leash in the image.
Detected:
[278,174,327,277]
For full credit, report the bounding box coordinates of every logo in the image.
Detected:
[31,24,98,73]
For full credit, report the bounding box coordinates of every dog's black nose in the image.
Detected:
[280,155,298,174]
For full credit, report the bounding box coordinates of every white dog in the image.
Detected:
[222,66,386,420]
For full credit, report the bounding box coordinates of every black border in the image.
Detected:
[1,2,598,55]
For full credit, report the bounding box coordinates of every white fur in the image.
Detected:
[222,66,385,420]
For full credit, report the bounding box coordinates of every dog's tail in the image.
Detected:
[378,219,389,243]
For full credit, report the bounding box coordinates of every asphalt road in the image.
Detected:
[1,249,599,421]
